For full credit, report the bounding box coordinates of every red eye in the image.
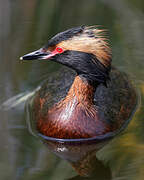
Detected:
[56,47,63,53]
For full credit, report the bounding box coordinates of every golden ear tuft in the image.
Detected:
[59,25,112,67]
[83,26,112,66]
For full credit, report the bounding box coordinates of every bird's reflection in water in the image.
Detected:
[68,158,111,180]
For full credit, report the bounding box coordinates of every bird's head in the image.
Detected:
[20,26,112,85]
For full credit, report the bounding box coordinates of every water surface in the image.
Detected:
[0,0,144,180]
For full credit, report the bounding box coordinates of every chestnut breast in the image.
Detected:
[35,96,110,139]
[33,75,110,139]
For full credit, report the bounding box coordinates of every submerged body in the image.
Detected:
[31,67,137,139]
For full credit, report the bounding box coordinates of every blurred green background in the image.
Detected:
[0,0,144,179]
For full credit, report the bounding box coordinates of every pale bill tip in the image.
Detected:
[20,56,23,60]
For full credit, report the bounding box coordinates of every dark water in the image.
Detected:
[0,0,144,179]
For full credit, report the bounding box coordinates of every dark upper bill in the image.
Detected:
[20,49,54,60]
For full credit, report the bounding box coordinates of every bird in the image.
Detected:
[20,26,137,140]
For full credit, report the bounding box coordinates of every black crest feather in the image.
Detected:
[45,26,85,48]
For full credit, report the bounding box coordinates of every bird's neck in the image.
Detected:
[65,75,97,105]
